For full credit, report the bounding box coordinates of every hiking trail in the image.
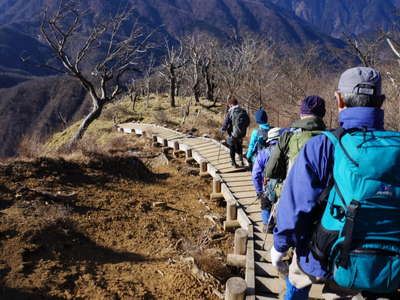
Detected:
[118,122,325,300]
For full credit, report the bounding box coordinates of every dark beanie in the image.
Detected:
[255,109,268,124]
[300,96,326,118]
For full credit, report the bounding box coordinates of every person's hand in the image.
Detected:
[270,246,288,274]
[263,177,270,185]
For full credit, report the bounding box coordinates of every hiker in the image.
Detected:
[270,67,400,300]
[251,127,281,233]
[220,97,250,168]
[265,95,326,182]
[264,95,326,300]
[246,109,271,170]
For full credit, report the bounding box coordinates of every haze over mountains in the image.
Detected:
[270,0,400,37]
[0,0,398,158]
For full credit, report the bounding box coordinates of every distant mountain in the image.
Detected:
[0,0,344,48]
[0,25,54,88]
[269,0,400,37]
[0,76,89,158]
[0,0,352,158]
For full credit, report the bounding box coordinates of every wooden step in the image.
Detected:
[255,276,285,295]
[255,295,279,300]
[255,262,279,277]
[230,186,256,193]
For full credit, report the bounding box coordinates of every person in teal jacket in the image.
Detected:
[246,109,271,169]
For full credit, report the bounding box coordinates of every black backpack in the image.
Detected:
[231,107,250,138]
[256,128,270,151]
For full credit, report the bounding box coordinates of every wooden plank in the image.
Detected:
[192,144,219,151]
[247,212,262,222]
[230,186,256,193]
[225,181,254,187]
[244,205,261,214]
[234,191,257,198]
[255,295,279,300]
[255,277,285,295]
[239,197,259,206]
[221,172,251,178]
[245,225,256,300]
[254,249,271,262]
[310,284,325,299]
[255,262,279,278]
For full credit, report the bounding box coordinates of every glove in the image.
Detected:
[270,246,288,275]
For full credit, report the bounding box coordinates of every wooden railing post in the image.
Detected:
[152,135,158,147]
[185,148,194,163]
[225,277,247,300]
[210,178,224,200]
[224,200,240,231]
[173,141,180,158]
[227,228,248,267]
[200,160,209,177]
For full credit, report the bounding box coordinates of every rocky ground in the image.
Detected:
[0,140,238,299]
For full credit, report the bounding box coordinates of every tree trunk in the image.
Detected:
[170,68,176,107]
[204,66,215,102]
[68,97,104,147]
[131,92,138,111]
[193,81,200,104]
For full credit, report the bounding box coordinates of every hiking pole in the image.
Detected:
[262,200,278,250]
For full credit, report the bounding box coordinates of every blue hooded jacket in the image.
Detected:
[252,142,277,194]
[273,107,385,278]
[246,124,271,161]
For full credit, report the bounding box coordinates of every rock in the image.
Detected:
[150,153,169,167]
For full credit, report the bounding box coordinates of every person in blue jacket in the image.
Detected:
[270,67,391,299]
[246,109,271,170]
[251,127,281,232]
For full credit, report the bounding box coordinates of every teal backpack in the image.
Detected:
[310,127,400,293]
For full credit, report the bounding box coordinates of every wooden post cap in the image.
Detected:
[234,228,248,255]
[225,277,247,300]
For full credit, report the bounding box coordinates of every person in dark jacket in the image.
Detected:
[270,67,391,300]
[265,95,326,181]
[221,97,248,168]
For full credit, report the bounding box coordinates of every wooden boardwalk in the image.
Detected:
[117,122,324,300]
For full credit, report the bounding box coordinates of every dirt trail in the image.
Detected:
[0,146,236,299]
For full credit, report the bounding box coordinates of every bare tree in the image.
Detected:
[160,40,185,107]
[184,34,204,104]
[201,37,220,105]
[343,32,385,67]
[128,79,141,111]
[37,0,155,147]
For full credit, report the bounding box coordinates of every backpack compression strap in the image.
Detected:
[324,127,366,268]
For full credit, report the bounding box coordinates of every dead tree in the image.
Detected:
[201,37,220,105]
[160,40,185,107]
[38,0,155,147]
[128,79,140,111]
[343,32,385,67]
[184,35,203,104]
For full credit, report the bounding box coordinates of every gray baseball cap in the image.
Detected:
[338,67,382,96]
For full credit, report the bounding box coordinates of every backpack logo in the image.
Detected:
[376,183,393,196]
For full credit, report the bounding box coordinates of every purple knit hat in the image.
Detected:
[300,95,326,118]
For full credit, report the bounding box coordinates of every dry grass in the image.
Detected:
[43,94,226,155]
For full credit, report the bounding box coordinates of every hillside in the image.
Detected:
[270,0,400,37]
[0,0,344,49]
[0,141,232,299]
[0,25,54,88]
[0,76,89,158]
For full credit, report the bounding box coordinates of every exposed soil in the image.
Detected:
[0,142,236,299]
